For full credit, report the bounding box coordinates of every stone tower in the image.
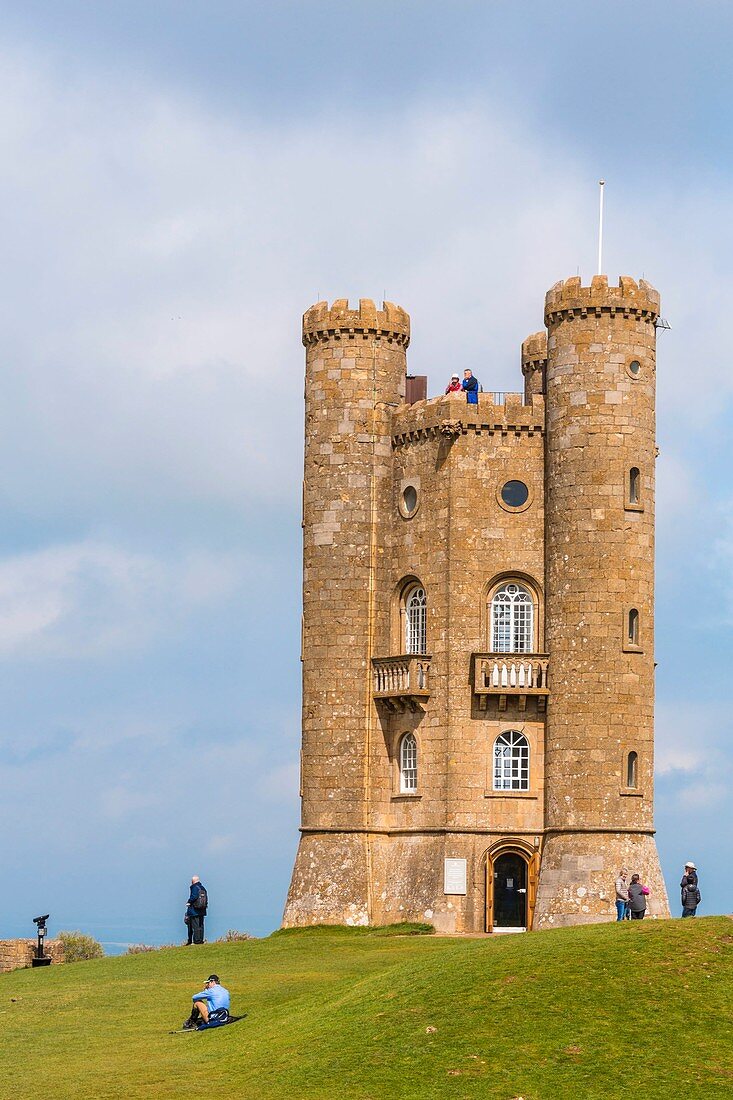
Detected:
[283,278,670,933]
[284,299,409,927]
[534,275,667,924]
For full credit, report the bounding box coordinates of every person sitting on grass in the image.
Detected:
[183,974,231,1030]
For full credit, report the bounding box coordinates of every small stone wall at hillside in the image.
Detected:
[0,939,65,972]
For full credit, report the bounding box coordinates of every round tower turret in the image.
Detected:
[283,298,410,928]
[521,330,547,402]
[534,275,669,926]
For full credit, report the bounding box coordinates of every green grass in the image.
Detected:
[2,918,732,1099]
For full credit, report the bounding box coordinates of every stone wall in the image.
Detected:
[0,939,64,972]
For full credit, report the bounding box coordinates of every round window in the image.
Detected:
[500,480,529,508]
[628,360,641,379]
[402,484,418,516]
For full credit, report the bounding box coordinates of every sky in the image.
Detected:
[0,1,732,947]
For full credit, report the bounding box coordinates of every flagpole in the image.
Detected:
[597,179,605,275]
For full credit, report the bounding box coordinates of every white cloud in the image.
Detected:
[101,782,162,820]
[206,834,236,854]
[656,702,730,779]
[0,540,242,658]
[257,760,300,802]
[0,44,731,534]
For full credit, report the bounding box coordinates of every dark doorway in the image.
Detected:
[493,852,528,928]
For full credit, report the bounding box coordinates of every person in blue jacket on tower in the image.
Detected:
[462,368,479,404]
[183,974,231,1030]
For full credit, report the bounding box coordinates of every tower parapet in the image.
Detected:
[303,299,410,346]
[544,275,659,324]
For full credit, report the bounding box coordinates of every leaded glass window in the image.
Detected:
[405,586,427,655]
[400,732,418,792]
[493,730,530,791]
[491,583,534,653]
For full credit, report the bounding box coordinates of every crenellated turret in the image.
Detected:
[283,299,410,928]
[521,331,547,402]
[535,275,669,927]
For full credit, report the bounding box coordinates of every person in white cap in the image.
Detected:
[445,373,461,395]
[614,868,630,921]
[680,861,701,918]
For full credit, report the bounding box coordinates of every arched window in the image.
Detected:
[491,583,534,653]
[493,730,530,791]
[629,467,640,505]
[399,732,418,792]
[628,608,640,646]
[405,586,427,655]
[626,751,638,789]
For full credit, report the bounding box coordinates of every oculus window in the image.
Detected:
[500,480,529,508]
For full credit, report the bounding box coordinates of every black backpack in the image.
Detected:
[193,886,208,912]
[683,884,701,907]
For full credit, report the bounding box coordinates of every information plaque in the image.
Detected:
[443,857,467,895]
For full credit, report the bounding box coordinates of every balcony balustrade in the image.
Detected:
[372,655,431,711]
[473,653,549,711]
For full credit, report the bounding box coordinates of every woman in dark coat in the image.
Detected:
[627,873,649,920]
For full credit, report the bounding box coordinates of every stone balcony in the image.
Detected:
[472,653,550,711]
[372,655,431,711]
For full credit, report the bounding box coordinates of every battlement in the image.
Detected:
[391,391,544,445]
[303,299,410,347]
[544,275,660,326]
[521,331,548,375]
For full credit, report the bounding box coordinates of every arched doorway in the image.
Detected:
[485,845,538,932]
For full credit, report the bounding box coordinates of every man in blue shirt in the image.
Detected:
[183,974,231,1030]
[462,369,479,405]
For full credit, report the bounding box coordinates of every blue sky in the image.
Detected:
[0,2,731,946]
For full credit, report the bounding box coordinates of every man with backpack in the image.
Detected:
[680,861,701,917]
[185,875,208,944]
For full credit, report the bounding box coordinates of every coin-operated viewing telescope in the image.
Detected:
[31,914,52,967]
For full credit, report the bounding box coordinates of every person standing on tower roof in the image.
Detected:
[185,875,208,945]
[614,868,630,921]
[462,368,479,404]
[680,861,701,917]
[445,373,461,394]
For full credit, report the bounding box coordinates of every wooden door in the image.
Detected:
[485,859,494,932]
[527,852,540,930]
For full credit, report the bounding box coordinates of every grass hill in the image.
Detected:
[2,917,732,1099]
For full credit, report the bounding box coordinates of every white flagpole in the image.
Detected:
[597,179,605,274]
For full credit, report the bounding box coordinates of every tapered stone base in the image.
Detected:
[282,832,370,927]
[533,831,670,929]
[283,831,485,933]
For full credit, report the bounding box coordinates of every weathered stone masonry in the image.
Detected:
[284,278,670,933]
[0,939,64,972]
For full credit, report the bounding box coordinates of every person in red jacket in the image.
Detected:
[445,374,461,394]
